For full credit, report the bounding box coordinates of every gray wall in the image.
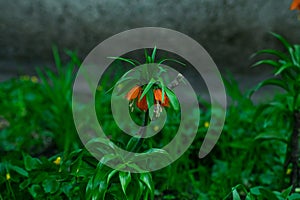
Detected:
[0,0,299,79]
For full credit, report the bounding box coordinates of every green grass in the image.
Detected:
[0,43,299,199]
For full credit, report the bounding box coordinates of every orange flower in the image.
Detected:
[125,86,171,112]
[125,85,141,100]
[290,0,300,10]
[136,91,148,111]
[154,89,170,107]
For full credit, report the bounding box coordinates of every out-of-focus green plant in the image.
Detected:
[224,184,300,200]
[36,46,82,154]
[250,32,300,191]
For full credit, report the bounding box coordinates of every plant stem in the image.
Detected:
[130,110,149,153]
[291,111,300,191]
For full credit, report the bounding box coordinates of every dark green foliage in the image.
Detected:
[0,41,300,199]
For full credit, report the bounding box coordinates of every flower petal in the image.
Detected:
[125,85,141,100]
[137,91,148,111]
[290,0,300,10]
[154,89,162,101]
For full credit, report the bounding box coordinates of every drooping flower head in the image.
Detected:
[153,89,170,107]
[125,86,170,112]
[290,0,300,10]
[126,85,141,100]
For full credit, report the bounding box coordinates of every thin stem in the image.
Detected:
[7,181,16,200]
[291,111,300,191]
[130,110,149,153]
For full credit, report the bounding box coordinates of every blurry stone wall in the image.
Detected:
[0,0,299,78]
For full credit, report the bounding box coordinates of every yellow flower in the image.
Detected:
[286,168,292,175]
[6,173,10,181]
[53,157,61,165]
[31,76,38,83]
[153,126,159,132]
[204,122,210,128]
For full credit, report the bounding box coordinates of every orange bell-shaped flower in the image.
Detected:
[153,89,170,107]
[290,0,300,10]
[136,91,148,111]
[125,85,141,100]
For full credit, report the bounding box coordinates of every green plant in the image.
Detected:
[36,46,82,154]
[224,184,300,200]
[86,47,188,199]
[250,32,300,191]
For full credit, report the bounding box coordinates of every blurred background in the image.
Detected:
[0,0,299,93]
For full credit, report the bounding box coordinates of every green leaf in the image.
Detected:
[252,49,290,61]
[165,87,179,110]
[147,56,152,63]
[29,184,43,198]
[32,172,49,184]
[232,188,241,200]
[248,78,287,98]
[158,58,186,67]
[107,170,118,184]
[293,45,300,66]
[9,165,28,177]
[281,185,293,199]
[20,179,30,190]
[96,180,108,200]
[288,193,300,200]
[42,177,60,194]
[146,88,155,110]
[65,49,82,67]
[108,56,139,66]
[151,46,157,62]
[52,45,62,71]
[126,136,141,151]
[136,179,145,200]
[139,78,156,101]
[245,193,255,200]
[250,186,263,196]
[270,32,292,51]
[251,60,279,68]
[23,153,42,171]
[139,173,154,200]
[254,132,288,143]
[144,49,149,63]
[274,63,295,76]
[259,188,278,200]
[119,171,131,196]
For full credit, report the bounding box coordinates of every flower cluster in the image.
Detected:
[126,85,170,116]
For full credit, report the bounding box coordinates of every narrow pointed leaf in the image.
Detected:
[270,32,292,51]
[158,58,186,67]
[251,60,279,68]
[108,56,139,66]
[165,87,179,110]
[251,49,290,61]
[139,78,156,101]
[151,46,157,62]
[247,78,287,98]
[274,63,295,76]
[140,173,154,200]
[119,171,131,196]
